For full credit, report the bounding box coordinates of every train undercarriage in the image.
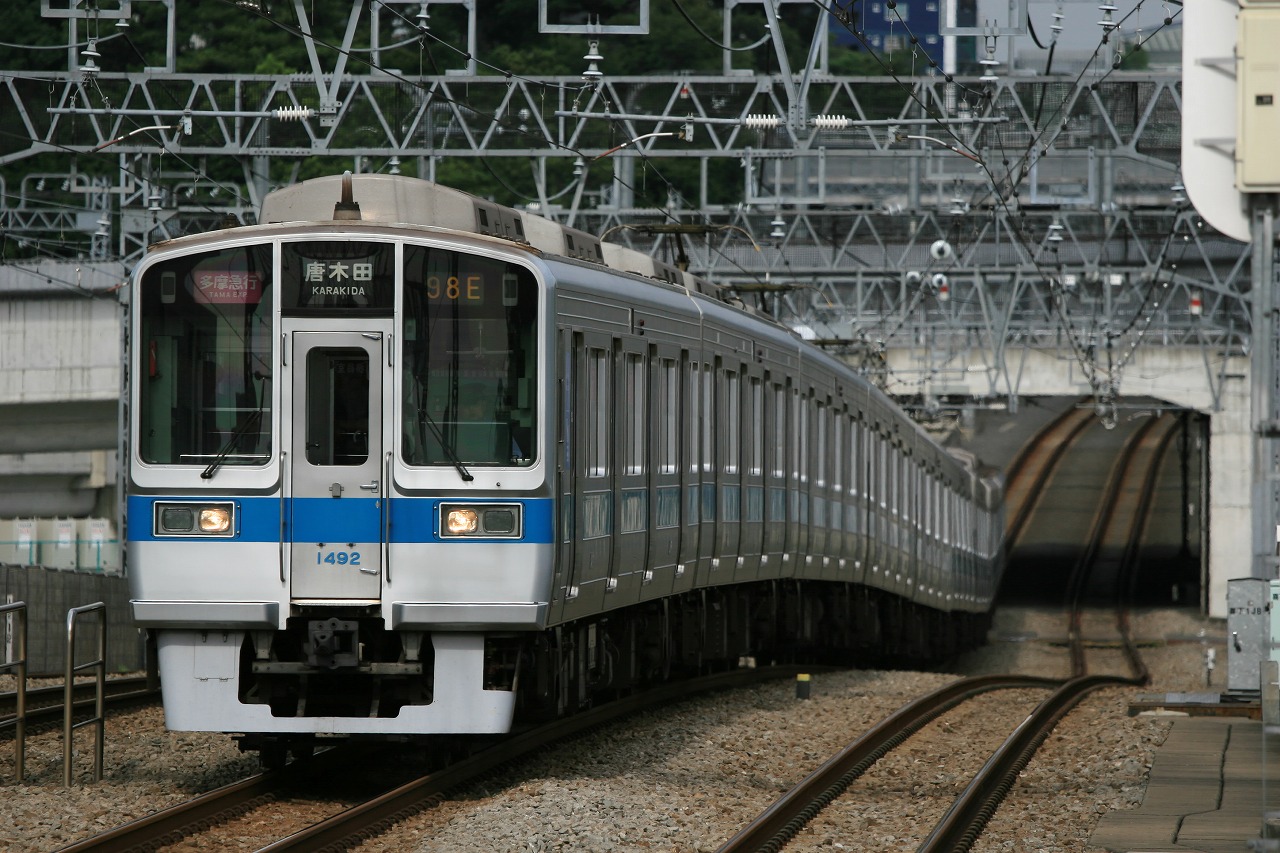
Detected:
[228,579,990,766]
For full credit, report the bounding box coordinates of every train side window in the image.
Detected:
[748,377,763,477]
[831,415,842,493]
[877,435,887,508]
[722,368,739,474]
[771,384,786,479]
[791,389,808,483]
[624,352,645,475]
[800,395,810,484]
[587,348,610,477]
[886,441,896,514]
[688,362,701,475]
[850,419,861,497]
[815,402,827,488]
[701,364,714,474]
[658,359,678,475]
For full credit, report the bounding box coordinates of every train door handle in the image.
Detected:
[359,480,380,491]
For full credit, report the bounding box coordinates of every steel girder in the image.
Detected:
[0,57,1251,405]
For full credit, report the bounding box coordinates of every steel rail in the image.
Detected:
[58,666,806,853]
[0,677,157,737]
[916,673,1139,853]
[52,746,361,853]
[1001,400,1095,553]
[715,674,1061,853]
[256,667,808,852]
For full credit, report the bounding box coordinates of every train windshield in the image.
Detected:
[136,243,274,468]
[401,245,538,467]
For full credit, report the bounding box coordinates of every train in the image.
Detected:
[122,172,1004,763]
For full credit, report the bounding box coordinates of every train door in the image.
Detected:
[693,360,717,586]
[288,330,386,600]
[611,340,650,601]
[565,332,614,620]
[737,371,764,582]
[763,378,787,570]
[674,350,699,595]
[645,348,682,599]
[714,359,743,580]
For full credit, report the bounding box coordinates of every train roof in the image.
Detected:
[258,172,728,300]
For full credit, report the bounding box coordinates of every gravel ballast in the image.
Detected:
[0,607,1229,852]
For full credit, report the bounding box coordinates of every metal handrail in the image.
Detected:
[64,601,106,786]
[0,600,28,780]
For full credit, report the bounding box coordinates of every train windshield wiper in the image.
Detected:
[201,409,264,480]
[421,411,473,482]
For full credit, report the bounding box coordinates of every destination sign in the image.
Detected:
[282,240,393,314]
[190,258,265,305]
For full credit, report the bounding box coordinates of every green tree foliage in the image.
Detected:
[0,1,928,211]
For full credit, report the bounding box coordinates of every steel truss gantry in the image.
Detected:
[0,1,1251,408]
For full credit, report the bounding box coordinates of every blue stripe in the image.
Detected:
[292,497,380,542]
[127,495,554,544]
[390,497,554,543]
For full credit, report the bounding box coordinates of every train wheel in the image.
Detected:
[259,740,288,771]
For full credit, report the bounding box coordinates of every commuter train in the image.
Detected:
[123,173,1004,762]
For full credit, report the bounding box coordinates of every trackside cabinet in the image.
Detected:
[1228,578,1269,692]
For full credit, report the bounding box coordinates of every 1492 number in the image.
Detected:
[316,549,362,566]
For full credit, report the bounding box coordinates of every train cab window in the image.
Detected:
[137,243,273,467]
[400,245,538,467]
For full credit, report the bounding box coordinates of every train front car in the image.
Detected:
[124,176,550,758]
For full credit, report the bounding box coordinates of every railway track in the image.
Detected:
[1001,399,1095,551]
[714,673,1060,853]
[54,666,810,852]
[715,409,1177,853]
[0,676,158,736]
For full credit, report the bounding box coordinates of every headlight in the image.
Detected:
[199,507,232,533]
[446,508,479,535]
[440,503,523,538]
[155,501,235,537]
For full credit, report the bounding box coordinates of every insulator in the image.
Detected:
[812,115,852,130]
[582,40,603,82]
[273,106,316,121]
[745,114,781,129]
